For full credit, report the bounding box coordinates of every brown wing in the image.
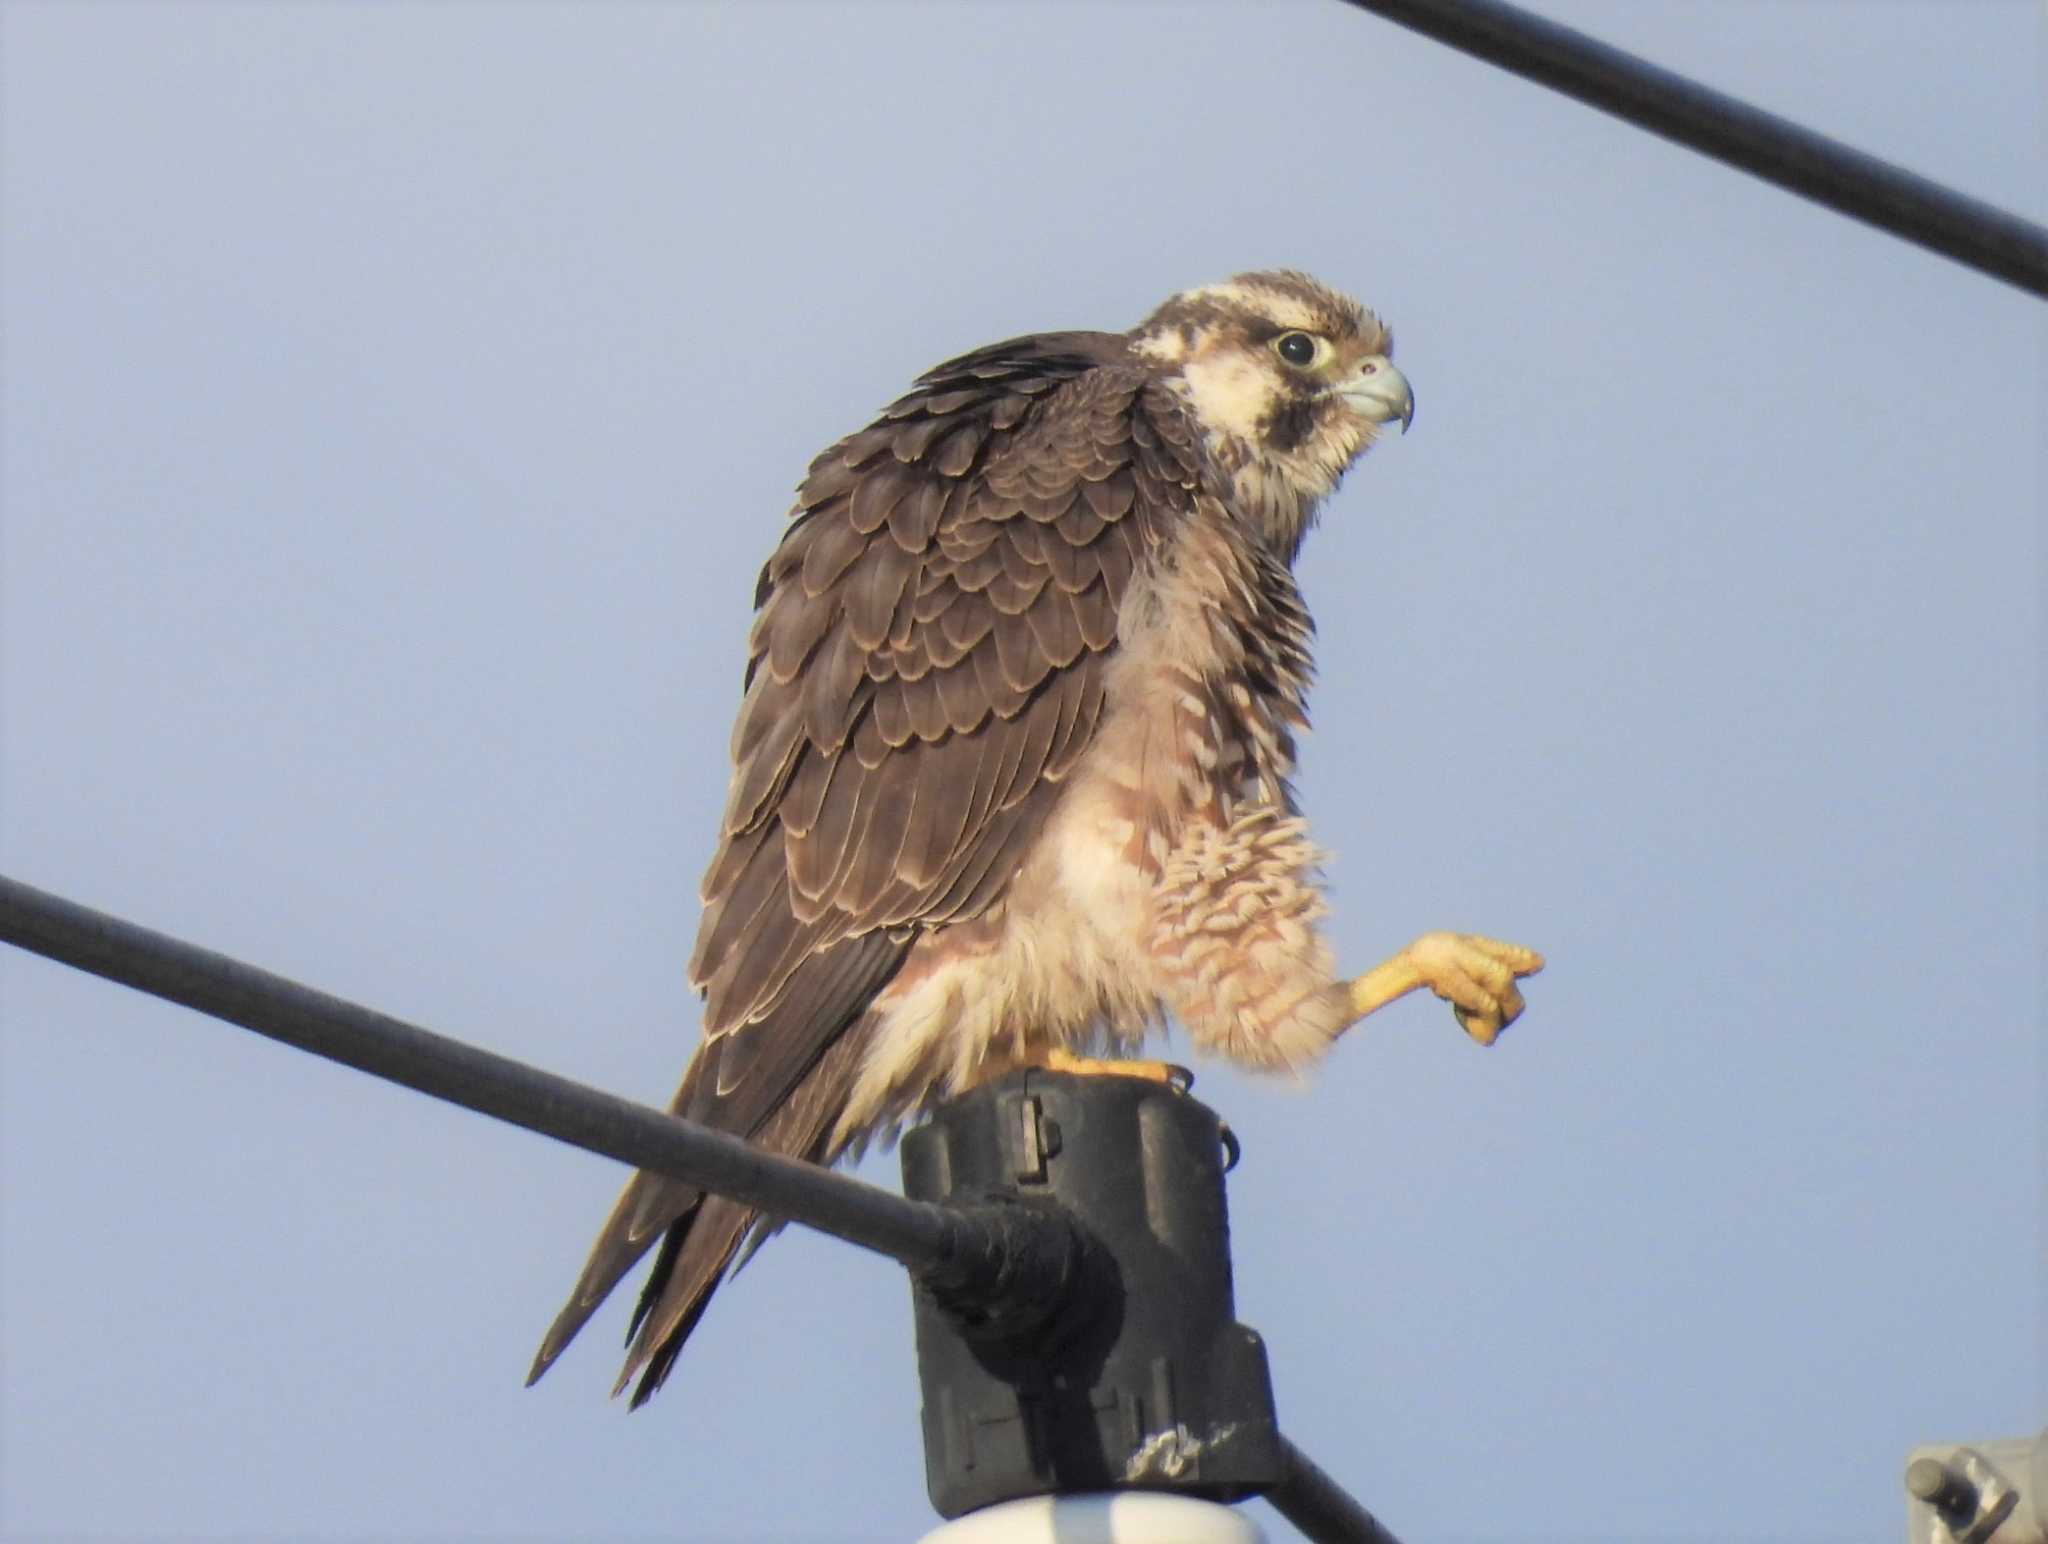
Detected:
[529,330,1209,1402]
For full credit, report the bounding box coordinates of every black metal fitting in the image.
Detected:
[903,1070,1285,1519]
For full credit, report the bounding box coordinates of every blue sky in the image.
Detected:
[1,3,2038,1540]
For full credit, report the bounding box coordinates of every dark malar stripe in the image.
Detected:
[1261,395,1321,454]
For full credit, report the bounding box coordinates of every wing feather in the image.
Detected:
[722,696,804,835]
[902,667,951,741]
[969,636,1030,722]
[1072,576,1119,652]
[800,623,865,749]
[759,566,837,682]
[933,654,990,735]
[992,605,1047,693]
[843,533,917,652]
[1048,669,1107,779]
[871,677,914,750]
[937,589,995,654]
[1023,585,1087,668]
[901,729,981,889]
[797,508,870,596]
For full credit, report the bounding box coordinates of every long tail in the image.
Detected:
[525,1007,883,1406]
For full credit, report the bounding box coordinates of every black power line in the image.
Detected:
[1272,1440,1408,1544]
[0,873,1072,1305]
[1336,0,2048,299]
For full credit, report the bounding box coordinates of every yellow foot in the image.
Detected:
[1345,932,1545,1046]
[1041,1047,1194,1092]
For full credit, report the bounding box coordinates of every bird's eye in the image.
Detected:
[1274,331,1321,368]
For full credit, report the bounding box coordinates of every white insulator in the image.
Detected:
[917,1491,1266,1544]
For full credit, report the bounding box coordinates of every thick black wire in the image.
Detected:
[0,873,990,1282]
[1337,0,2048,299]
[0,872,1397,1543]
[1269,1439,1407,1544]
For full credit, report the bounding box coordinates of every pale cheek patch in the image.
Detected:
[1178,352,1278,444]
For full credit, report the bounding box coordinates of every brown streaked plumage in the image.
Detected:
[528,270,1542,1405]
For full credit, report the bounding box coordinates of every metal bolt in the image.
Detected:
[1906,1456,1979,1520]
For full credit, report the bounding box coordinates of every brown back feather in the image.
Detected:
[532,328,1213,1397]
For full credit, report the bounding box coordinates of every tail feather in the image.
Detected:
[525,1167,699,1387]
[526,1049,718,1388]
[608,1015,883,1404]
[616,1194,755,1405]
[527,999,888,1401]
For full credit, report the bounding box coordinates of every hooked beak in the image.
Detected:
[1339,355,1415,433]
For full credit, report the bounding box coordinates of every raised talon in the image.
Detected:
[1413,931,1538,1045]
[1343,931,1545,1045]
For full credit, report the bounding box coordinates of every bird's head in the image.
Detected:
[1130,269,1412,561]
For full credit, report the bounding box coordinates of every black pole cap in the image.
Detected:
[902,1069,1284,1519]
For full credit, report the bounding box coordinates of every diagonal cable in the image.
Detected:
[0,872,994,1284]
[1336,0,2047,298]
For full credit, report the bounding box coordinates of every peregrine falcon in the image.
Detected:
[529,270,1543,1404]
